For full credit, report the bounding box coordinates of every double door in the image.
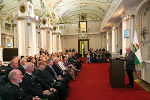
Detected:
[78,39,89,57]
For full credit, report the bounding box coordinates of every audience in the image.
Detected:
[0,48,110,100]
[1,69,40,100]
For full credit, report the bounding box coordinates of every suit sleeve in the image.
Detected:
[35,72,51,90]
[21,76,43,97]
[125,52,135,65]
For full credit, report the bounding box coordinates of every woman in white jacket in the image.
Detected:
[58,56,76,80]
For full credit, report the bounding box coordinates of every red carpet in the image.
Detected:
[67,62,150,100]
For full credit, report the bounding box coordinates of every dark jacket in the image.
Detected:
[125,51,135,70]
[52,63,63,76]
[18,65,25,75]
[1,82,33,100]
[21,73,43,97]
[45,65,57,80]
[35,69,54,90]
[0,65,6,75]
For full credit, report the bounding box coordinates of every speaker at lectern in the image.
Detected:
[109,58,125,88]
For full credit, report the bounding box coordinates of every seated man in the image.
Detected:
[5,58,25,82]
[35,61,67,100]
[21,62,57,100]
[1,69,40,100]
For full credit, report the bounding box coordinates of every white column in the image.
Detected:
[0,23,3,62]
[27,21,38,56]
[36,29,40,55]
[40,29,47,49]
[130,15,135,48]
[50,31,53,54]
[47,31,50,53]
[108,33,112,52]
[122,19,126,55]
[112,26,118,53]
[27,22,31,56]
[30,22,37,56]
[112,27,115,53]
[10,38,13,48]
[118,25,122,53]
[37,32,40,49]
[0,23,1,47]
[53,34,57,53]
[47,30,53,54]
[17,20,26,57]
[13,24,17,48]
[58,35,62,52]
[57,35,59,52]
[46,31,49,50]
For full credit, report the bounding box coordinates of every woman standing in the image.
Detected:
[86,52,90,63]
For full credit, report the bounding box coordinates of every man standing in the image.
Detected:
[125,48,135,88]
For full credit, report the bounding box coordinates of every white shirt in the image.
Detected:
[58,61,66,71]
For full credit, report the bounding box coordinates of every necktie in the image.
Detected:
[51,67,58,78]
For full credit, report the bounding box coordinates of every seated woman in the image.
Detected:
[62,55,80,78]
[58,56,76,80]
[86,52,90,63]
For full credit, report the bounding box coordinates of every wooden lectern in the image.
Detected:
[109,58,125,88]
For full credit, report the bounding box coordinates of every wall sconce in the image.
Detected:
[141,27,148,40]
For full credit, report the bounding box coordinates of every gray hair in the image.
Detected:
[8,69,19,80]
[24,62,31,70]
[53,57,57,61]
[20,57,26,64]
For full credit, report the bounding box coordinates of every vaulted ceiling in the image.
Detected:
[0,0,112,24]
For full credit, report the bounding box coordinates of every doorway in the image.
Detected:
[78,39,89,57]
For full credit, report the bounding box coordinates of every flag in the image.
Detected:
[133,30,142,64]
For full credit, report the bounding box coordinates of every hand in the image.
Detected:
[63,71,66,75]
[50,88,56,92]
[43,90,51,95]
[53,80,56,83]
[57,77,62,80]
[1,69,5,72]
[51,80,56,85]
[32,97,41,100]
[57,75,62,80]
[66,67,68,70]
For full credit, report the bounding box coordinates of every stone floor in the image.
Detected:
[133,70,150,93]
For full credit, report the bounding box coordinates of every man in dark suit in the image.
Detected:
[21,62,57,100]
[36,61,67,100]
[18,58,27,75]
[90,50,96,63]
[5,59,19,82]
[1,69,40,100]
[125,47,135,88]
[46,58,70,91]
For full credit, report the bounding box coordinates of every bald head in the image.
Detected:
[126,47,131,54]
[24,62,35,73]
[8,69,23,84]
